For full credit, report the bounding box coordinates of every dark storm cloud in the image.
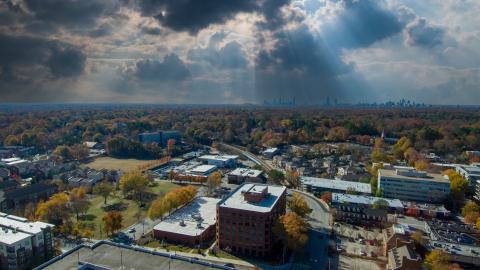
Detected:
[135,0,290,34]
[255,26,353,103]
[24,0,119,28]
[405,18,445,48]
[0,34,86,79]
[141,26,162,35]
[134,54,190,81]
[187,32,248,69]
[254,0,406,103]
[321,0,403,49]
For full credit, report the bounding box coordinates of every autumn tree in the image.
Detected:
[69,187,90,221]
[148,185,198,219]
[36,193,71,225]
[424,250,451,270]
[461,201,480,224]
[119,173,149,203]
[320,192,332,204]
[393,137,412,159]
[285,169,301,188]
[102,211,123,236]
[372,199,389,210]
[288,193,312,217]
[273,212,310,252]
[93,181,115,204]
[444,169,469,210]
[167,139,176,155]
[206,171,222,196]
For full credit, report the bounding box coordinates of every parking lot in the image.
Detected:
[333,222,385,259]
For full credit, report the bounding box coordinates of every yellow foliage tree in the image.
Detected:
[119,173,149,202]
[148,185,198,219]
[287,193,312,217]
[273,212,309,251]
[36,193,71,225]
[102,211,123,236]
[425,249,451,270]
[206,171,222,196]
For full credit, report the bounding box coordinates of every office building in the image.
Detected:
[301,176,372,195]
[217,183,287,257]
[455,164,480,186]
[153,197,220,247]
[227,168,264,184]
[138,131,181,146]
[0,213,54,270]
[378,169,450,203]
[160,131,181,146]
[199,155,238,168]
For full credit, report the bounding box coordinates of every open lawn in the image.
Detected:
[81,157,157,172]
[81,182,179,239]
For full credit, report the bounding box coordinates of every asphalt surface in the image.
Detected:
[294,191,332,270]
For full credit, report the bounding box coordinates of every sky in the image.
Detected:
[0,0,479,105]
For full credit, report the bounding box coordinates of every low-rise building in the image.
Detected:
[455,164,480,186]
[226,168,264,184]
[378,168,450,203]
[217,183,287,257]
[383,224,414,256]
[301,176,372,195]
[0,213,54,270]
[387,245,422,270]
[199,155,238,168]
[331,193,403,224]
[153,197,220,247]
[262,148,279,159]
[1,184,57,213]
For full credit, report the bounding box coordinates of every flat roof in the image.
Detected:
[457,165,480,175]
[378,169,449,183]
[0,213,53,235]
[301,176,372,194]
[263,148,278,153]
[227,168,263,178]
[38,241,239,270]
[187,165,217,174]
[218,183,286,213]
[0,228,31,245]
[153,197,220,237]
[332,193,403,208]
[199,155,238,162]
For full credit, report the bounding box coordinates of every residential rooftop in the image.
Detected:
[153,197,220,237]
[378,168,449,183]
[332,193,404,208]
[227,168,263,178]
[301,176,372,194]
[0,212,53,235]
[218,183,286,213]
[0,227,31,245]
[388,245,420,269]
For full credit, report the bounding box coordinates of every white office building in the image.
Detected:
[378,169,450,203]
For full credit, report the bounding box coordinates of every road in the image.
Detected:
[293,190,332,270]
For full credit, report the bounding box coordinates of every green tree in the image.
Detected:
[372,199,389,210]
[268,169,285,184]
[93,182,115,205]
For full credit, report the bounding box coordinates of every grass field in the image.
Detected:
[81,182,179,239]
[81,157,157,172]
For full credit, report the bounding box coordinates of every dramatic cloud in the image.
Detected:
[0,34,86,79]
[0,0,478,104]
[133,54,190,81]
[405,18,445,48]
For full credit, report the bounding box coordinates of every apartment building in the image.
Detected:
[217,183,286,257]
[0,213,54,270]
[378,168,450,203]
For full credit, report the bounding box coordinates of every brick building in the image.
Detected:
[217,183,287,257]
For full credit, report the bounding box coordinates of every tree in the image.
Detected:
[372,199,389,210]
[267,169,285,184]
[36,193,71,225]
[393,137,412,159]
[148,185,198,219]
[119,173,149,203]
[288,193,312,217]
[53,145,73,161]
[462,201,480,224]
[425,250,451,270]
[346,187,358,195]
[445,169,470,210]
[167,139,176,155]
[273,212,309,252]
[206,171,222,196]
[69,187,90,221]
[285,169,301,188]
[320,192,332,204]
[93,182,115,204]
[102,211,123,236]
[70,144,90,160]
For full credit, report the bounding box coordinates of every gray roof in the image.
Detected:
[332,193,403,208]
[37,241,239,270]
[301,176,371,194]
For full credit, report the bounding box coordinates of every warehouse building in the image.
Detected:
[301,176,372,195]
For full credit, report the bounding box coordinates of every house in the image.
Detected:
[387,245,422,270]
[1,183,58,212]
[383,224,414,256]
